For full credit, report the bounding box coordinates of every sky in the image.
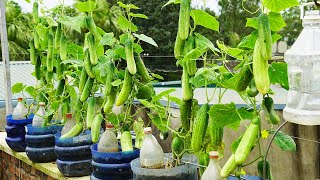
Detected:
[13,0,220,14]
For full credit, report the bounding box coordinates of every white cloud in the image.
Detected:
[192,0,220,14]
[12,0,74,13]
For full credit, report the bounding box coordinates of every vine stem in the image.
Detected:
[263,121,288,180]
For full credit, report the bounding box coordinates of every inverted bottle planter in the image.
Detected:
[5,114,33,152]
[130,153,198,180]
[25,124,63,163]
[54,130,93,177]
[90,143,140,180]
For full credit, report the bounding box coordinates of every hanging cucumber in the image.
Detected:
[180,99,192,131]
[246,79,259,97]
[220,154,238,178]
[80,77,94,102]
[55,79,65,97]
[178,0,190,40]
[125,38,136,75]
[79,67,88,93]
[32,2,39,23]
[46,32,54,72]
[135,53,151,82]
[34,30,39,49]
[29,39,36,65]
[115,68,132,106]
[86,96,96,129]
[258,14,272,60]
[55,23,62,49]
[182,67,193,100]
[234,57,253,92]
[210,125,224,150]
[120,131,133,152]
[91,113,104,143]
[258,160,273,180]
[198,152,210,176]
[75,98,83,123]
[191,104,209,153]
[183,36,196,76]
[172,137,184,159]
[174,34,185,59]
[60,34,67,60]
[137,83,155,102]
[56,55,63,80]
[84,49,95,78]
[87,33,98,65]
[60,123,83,139]
[262,96,280,125]
[104,60,115,96]
[35,56,41,80]
[103,87,117,114]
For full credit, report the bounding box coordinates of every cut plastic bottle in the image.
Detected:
[12,98,28,120]
[140,127,164,169]
[201,151,225,180]
[61,113,76,136]
[32,102,46,127]
[98,124,119,152]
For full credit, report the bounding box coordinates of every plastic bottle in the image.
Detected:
[201,151,225,180]
[61,113,76,136]
[32,102,46,127]
[12,98,28,120]
[98,124,119,152]
[140,127,164,169]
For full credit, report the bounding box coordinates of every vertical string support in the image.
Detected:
[0,0,13,115]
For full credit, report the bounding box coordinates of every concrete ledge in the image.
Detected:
[0,132,89,180]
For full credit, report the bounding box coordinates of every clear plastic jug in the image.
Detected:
[98,124,119,152]
[284,7,320,125]
[140,127,164,169]
[201,151,225,180]
[32,102,46,127]
[12,98,28,120]
[61,113,76,136]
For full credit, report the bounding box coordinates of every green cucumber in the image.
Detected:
[191,104,209,153]
[115,68,132,106]
[120,131,133,152]
[86,96,96,129]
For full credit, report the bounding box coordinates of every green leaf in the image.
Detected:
[194,33,219,53]
[208,103,242,128]
[151,88,176,103]
[117,2,140,9]
[272,33,282,43]
[67,44,84,60]
[75,1,96,12]
[117,15,138,32]
[108,112,121,126]
[58,16,86,33]
[35,23,48,40]
[268,12,286,31]
[12,83,25,94]
[189,68,217,88]
[237,30,258,50]
[66,86,77,100]
[114,45,126,59]
[151,73,164,80]
[147,112,167,131]
[45,17,58,27]
[162,0,180,8]
[133,33,158,47]
[268,62,289,90]
[217,41,244,60]
[269,130,296,151]
[231,135,243,153]
[262,0,299,13]
[182,48,206,64]
[61,59,82,65]
[134,43,144,54]
[129,12,148,19]
[190,10,219,31]
[25,86,36,98]
[99,33,115,46]
[237,107,256,120]
[112,79,123,87]
[246,18,258,29]
[168,96,181,106]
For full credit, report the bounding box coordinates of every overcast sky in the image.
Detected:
[13,0,220,14]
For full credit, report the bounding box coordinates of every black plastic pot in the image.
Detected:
[91,143,140,180]
[25,124,63,163]
[5,114,33,152]
[54,130,93,177]
[131,153,198,180]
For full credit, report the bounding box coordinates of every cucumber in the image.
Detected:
[115,68,132,106]
[75,98,83,123]
[258,160,273,180]
[86,96,96,129]
[80,78,94,102]
[180,99,192,131]
[87,33,98,65]
[32,2,39,23]
[34,30,39,49]
[198,152,210,176]
[47,32,54,72]
[174,34,185,59]
[262,96,280,125]
[172,137,184,159]
[210,125,224,150]
[104,60,114,96]
[182,67,193,100]
[258,14,272,60]
[191,104,209,153]
[221,154,238,178]
[29,39,36,65]
[103,87,117,114]
[91,113,104,143]
[84,49,95,78]
[55,23,62,49]
[56,55,63,80]
[46,71,53,84]
[79,67,88,93]
[178,0,190,40]
[60,123,83,139]
[55,79,65,97]
[190,99,199,127]
[120,131,133,152]
[125,38,136,75]
[35,56,41,80]
[60,34,67,60]
[246,79,259,97]
[184,36,196,76]
[135,53,151,82]
[137,83,155,102]
[234,57,253,92]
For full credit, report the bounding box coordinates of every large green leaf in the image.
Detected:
[99,33,115,46]
[67,44,84,60]
[237,31,258,49]
[58,16,86,33]
[208,103,241,128]
[262,0,299,13]
[190,10,219,31]
[269,130,296,151]
[189,68,218,88]
[117,2,140,9]
[133,33,158,47]
[117,15,138,32]
[268,62,289,90]
[75,1,96,12]
[217,41,244,60]
[12,83,25,94]
[35,23,48,40]
[163,0,180,8]
[246,12,286,32]
[194,33,219,53]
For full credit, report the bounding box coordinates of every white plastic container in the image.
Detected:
[201,151,225,180]
[140,127,164,169]
[61,113,76,136]
[12,98,28,120]
[32,102,46,127]
[284,7,320,125]
[98,124,119,152]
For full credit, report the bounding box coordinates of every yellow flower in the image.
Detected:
[261,129,269,139]
[240,168,246,175]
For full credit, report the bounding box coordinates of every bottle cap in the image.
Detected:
[39,102,45,106]
[66,113,72,119]
[144,127,152,134]
[209,151,219,159]
[18,98,23,101]
[106,124,114,129]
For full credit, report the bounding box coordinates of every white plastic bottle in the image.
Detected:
[98,124,119,152]
[12,98,28,120]
[32,102,46,127]
[61,113,76,136]
[201,151,225,180]
[140,127,164,169]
